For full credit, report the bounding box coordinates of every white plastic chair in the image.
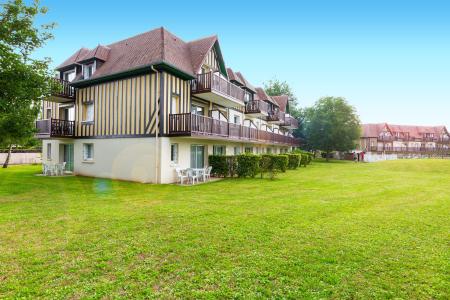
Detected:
[187,168,199,185]
[204,166,212,182]
[175,168,188,185]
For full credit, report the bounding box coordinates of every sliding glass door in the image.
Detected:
[190,145,205,168]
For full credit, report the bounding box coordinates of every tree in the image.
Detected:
[304,97,361,161]
[263,78,306,138]
[0,0,55,168]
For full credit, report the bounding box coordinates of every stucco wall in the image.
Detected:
[73,138,157,183]
[0,152,42,165]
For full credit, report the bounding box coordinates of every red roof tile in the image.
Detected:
[362,123,448,139]
[272,95,289,112]
[226,68,244,85]
[235,72,256,93]
[56,27,219,81]
[255,88,278,106]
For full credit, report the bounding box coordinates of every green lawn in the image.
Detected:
[0,160,449,299]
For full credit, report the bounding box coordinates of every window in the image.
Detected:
[83,143,94,161]
[171,143,178,163]
[63,70,75,82]
[84,63,94,79]
[267,148,272,154]
[171,95,180,114]
[245,147,253,153]
[213,145,226,156]
[233,115,240,124]
[234,146,241,155]
[190,145,205,168]
[46,108,52,119]
[47,143,51,160]
[83,102,94,122]
[191,105,204,116]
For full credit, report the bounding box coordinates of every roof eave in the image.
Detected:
[70,61,195,88]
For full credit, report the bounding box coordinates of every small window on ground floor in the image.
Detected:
[245,147,253,153]
[171,143,178,163]
[83,143,94,161]
[213,145,226,156]
[47,143,51,160]
[267,148,272,154]
[234,146,241,155]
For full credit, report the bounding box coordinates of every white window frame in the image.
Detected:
[83,63,95,79]
[83,143,94,161]
[47,143,52,160]
[213,145,226,156]
[170,143,178,163]
[63,69,76,82]
[82,102,94,123]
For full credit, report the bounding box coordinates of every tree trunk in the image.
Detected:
[325,150,330,162]
[2,144,12,168]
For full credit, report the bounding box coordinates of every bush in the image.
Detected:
[300,153,308,167]
[226,155,238,177]
[208,155,228,177]
[237,154,260,178]
[274,155,288,172]
[260,154,288,179]
[287,153,300,169]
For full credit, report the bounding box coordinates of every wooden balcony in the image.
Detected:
[266,109,285,124]
[281,114,299,129]
[35,118,75,138]
[244,100,269,117]
[191,72,246,107]
[168,113,300,146]
[368,146,450,154]
[49,78,75,103]
[376,136,450,143]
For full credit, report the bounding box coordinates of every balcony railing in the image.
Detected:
[51,78,75,99]
[281,114,299,129]
[266,109,285,123]
[376,136,450,143]
[191,72,246,103]
[168,113,299,146]
[369,146,450,153]
[245,100,269,115]
[35,118,75,138]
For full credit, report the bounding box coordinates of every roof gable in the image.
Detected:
[272,95,289,112]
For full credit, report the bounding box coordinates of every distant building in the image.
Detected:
[359,123,450,161]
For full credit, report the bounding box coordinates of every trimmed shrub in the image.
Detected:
[274,154,288,172]
[287,153,300,169]
[208,155,228,177]
[237,154,260,178]
[300,153,308,167]
[260,154,288,179]
[226,155,238,177]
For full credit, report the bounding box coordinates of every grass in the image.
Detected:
[0,160,449,299]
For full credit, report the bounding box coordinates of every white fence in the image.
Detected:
[0,152,42,165]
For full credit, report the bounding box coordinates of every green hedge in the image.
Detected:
[208,155,228,177]
[287,153,300,169]
[226,156,238,177]
[260,154,288,179]
[237,154,260,178]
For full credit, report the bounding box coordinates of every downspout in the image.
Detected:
[151,65,160,183]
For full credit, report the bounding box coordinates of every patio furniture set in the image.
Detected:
[175,166,212,185]
[42,162,67,176]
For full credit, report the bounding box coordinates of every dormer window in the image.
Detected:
[83,63,95,79]
[63,70,75,82]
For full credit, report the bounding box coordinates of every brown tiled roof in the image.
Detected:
[56,27,219,81]
[255,88,278,106]
[188,35,218,74]
[362,123,448,138]
[77,45,111,63]
[272,95,289,112]
[226,68,243,85]
[56,48,89,69]
[235,72,256,93]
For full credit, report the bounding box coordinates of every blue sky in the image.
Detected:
[34,0,450,127]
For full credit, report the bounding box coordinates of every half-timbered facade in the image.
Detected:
[359,123,450,161]
[36,27,299,183]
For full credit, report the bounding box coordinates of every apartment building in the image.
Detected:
[360,123,450,161]
[36,27,299,183]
